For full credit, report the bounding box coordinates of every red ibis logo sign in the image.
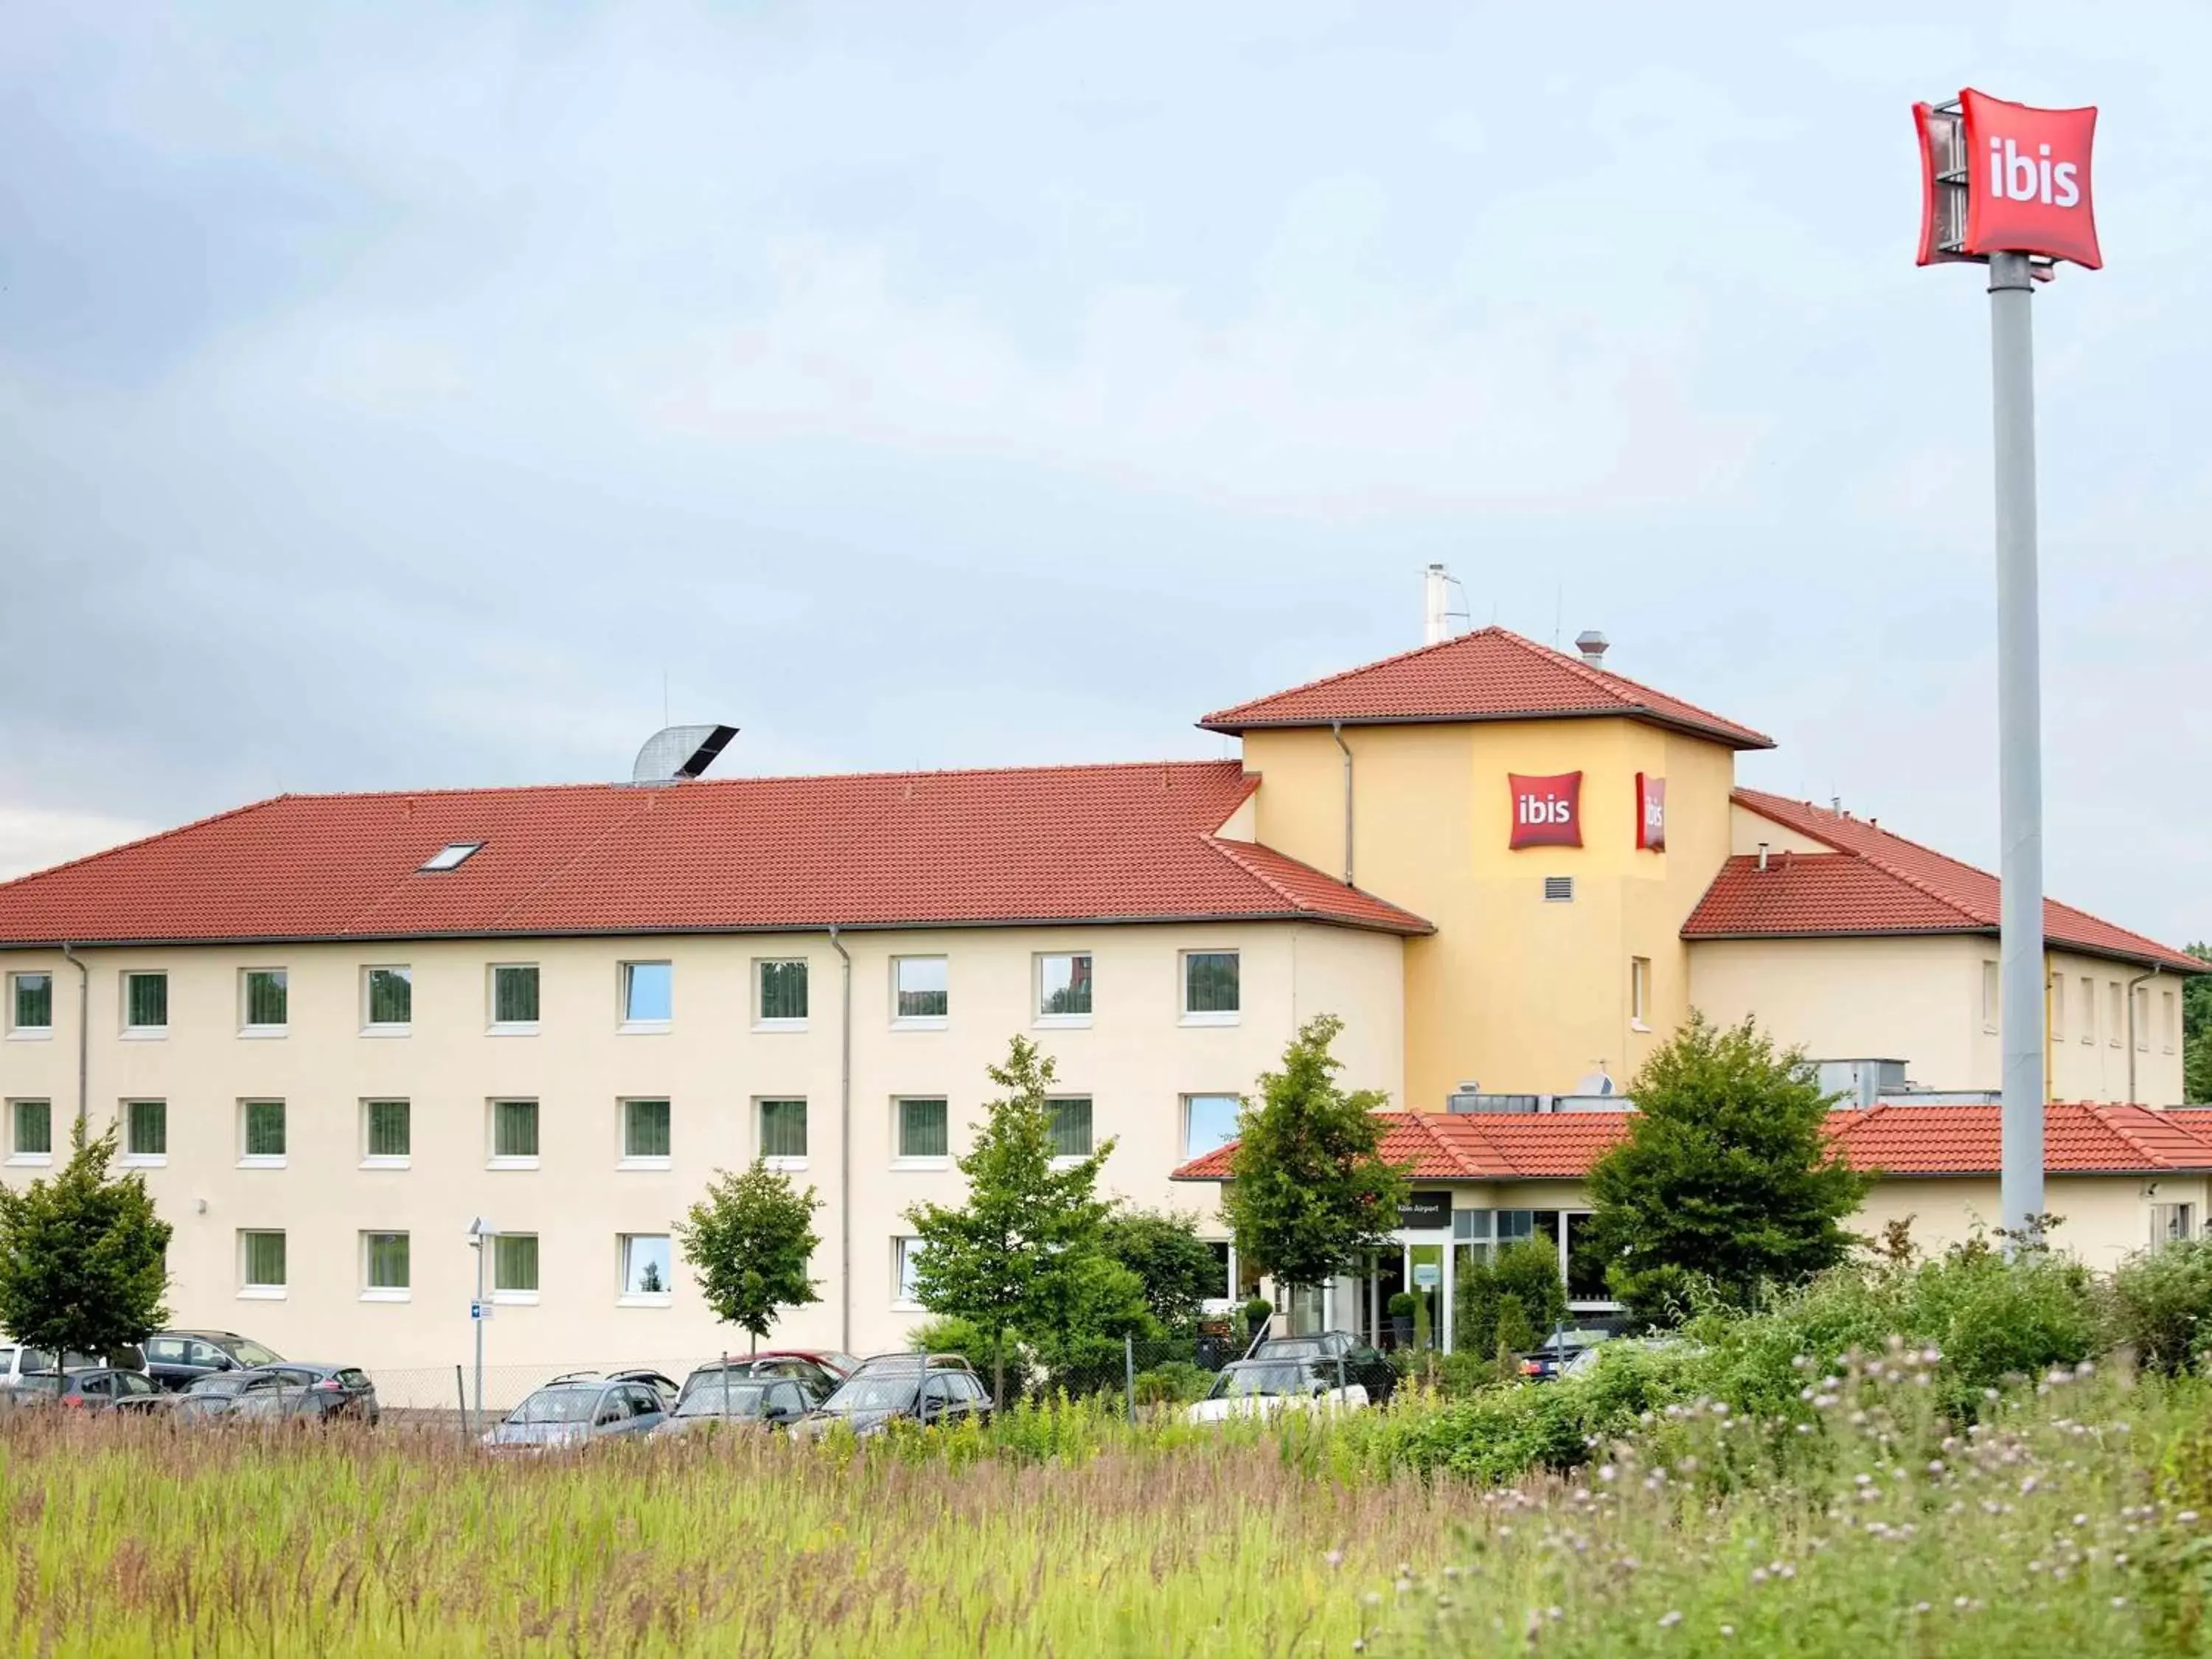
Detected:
[1916,88,2101,270]
[1509,772,1582,849]
[1635,773,1666,852]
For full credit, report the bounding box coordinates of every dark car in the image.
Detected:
[653,1376,816,1438]
[141,1331,284,1392]
[1517,1329,1608,1382]
[219,1365,380,1425]
[1253,1332,1397,1402]
[21,1367,165,1414]
[677,1353,845,1403]
[793,1354,992,1440]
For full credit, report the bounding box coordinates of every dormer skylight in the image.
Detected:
[419,841,484,872]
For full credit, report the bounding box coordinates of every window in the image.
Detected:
[897,1097,950,1161]
[124,1100,167,1164]
[619,1234,672,1303]
[894,1237,926,1307]
[123,973,167,1034]
[2164,990,2180,1054]
[240,1231,286,1296]
[9,973,52,1035]
[759,1098,808,1164]
[1037,953,1093,1023]
[240,1100,286,1166]
[757,959,809,1025]
[490,964,540,1029]
[241,970,288,1033]
[493,1234,539,1300]
[419,841,483,872]
[2134,985,2150,1051]
[490,1100,539,1167]
[1183,1094,1242,1161]
[2081,975,2096,1044]
[2109,981,2124,1047]
[363,1099,410,1166]
[362,1232,411,1299]
[621,961,672,1029]
[2049,972,2065,1042]
[1630,956,1651,1030]
[1181,951,1239,1020]
[622,1099,672,1164]
[1542,875,1575,903]
[9,1100,52,1162]
[2152,1203,2197,1248]
[364,967,412,1031]
[1980,961,2000,1032]
[1046,1097,1093,1160]
[893,956,948,1023]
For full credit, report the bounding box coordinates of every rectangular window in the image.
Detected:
[621,961,672,1027]
[123,973,167,1034]
[897,1097,949,1161]
[242,969,288,1032]
[1980,960,2000,1032]
[10,973,52,1034]
[240,1231,287,1293]
[2081,975,2096,1044]
[2049,972,2065,1041]
[240,1100,286,1164]
[894,1237,925,1307]
[493,1233,540,1297]
[893,956,948,1022]
[2152,1202,2196,1247]
[490,1100,539,1165]
[2135,985,2151,1051]
[2164,990,2180,1054]
[10,1099,52,1160]
[759,1098,808,1163]
[1182,1094,1242,1161]
[1046,1097,1093,1159]
[124,1100,167,1161]
[1182,951,1240,1019]
[363,1232,411,1297]
[1037,953,1093,1021]
[490,964,540,1028]
[622,1099,672,1163]
[1630,956,1651,1029]
[2110,981,2124,1046]
[364,967,412,1029]
[364,1099,411,1164]
[620,1234,672,1301]
[757,959,809,1024]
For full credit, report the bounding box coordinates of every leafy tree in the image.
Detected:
[0,1121,171,1366]
[1454,1238,1569,1358]
[1580,1012,1872,1319]
[1099,1206,1223,1331]
[905,1036,1123,1397]
[677,1159,823,1353]
[2184,944,2212,1102]
[1220,1015,1408,1304]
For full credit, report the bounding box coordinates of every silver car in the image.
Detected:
[481,1377,666,1453]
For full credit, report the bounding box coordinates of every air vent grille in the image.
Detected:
[1543,875,1574,903]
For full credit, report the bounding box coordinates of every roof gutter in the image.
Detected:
[828,926,853,1356]
[58,944,87,1136]
[1329,721,1354,886]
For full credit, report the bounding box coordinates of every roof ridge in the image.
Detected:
[1731,790,1989,929]
[1200,835,1307,911]
[0,794,292,894]
[1200,626,1520,723]
[1507,631,1771,742]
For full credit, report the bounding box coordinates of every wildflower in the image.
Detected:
[1927,1461,1946,1475]
[1953,1596,1971,1609]
[2179,1512,2200,1526]
[1719,1627,1734,1638]
[1324,1550,1343,1570]
[2073,1514,2088,1528]
[1658,1610,1683,1629]
[1750,1568,1767,1586]
[2112,1597,2128,1608]
[2020,1477,2039,1495]
[1914,1602,1930,1614]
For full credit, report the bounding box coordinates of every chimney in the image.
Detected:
[1423,564,1453,646]
[1757,841,1770,872]
[1574,629,1609,667]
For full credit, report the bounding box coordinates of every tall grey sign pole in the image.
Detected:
[1988,250,2045,1237]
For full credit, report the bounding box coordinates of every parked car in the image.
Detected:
[546,1368,681,1412]
[222,1364,380,1426]
[708,1350,858,1391]
[141,1331,284,1391]
[0,1339,101,1395]
[1517,1329,1610,1382]
[482,1377,666,1453]
[1186,1359,1370,1425]
[653,1376,817,1438]
[1252,1332,1397,1402]
[673,1361,832,1416]
[18,1367,166,1414]
[791,1354,992,1440]
[1557,1335,1700,1381]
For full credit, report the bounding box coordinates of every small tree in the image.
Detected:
[677,1159,823,1354]
[1099,1206,1223,1331]
[1454,1238,1568,1358]
[1220,1015,1408,1313]
[0,1121,171,1367]
[906,1036,1120,1399]
[1581,1012,1871,1318]
[2185,944,2212,1103]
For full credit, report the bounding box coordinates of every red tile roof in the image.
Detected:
[1686,789,2205,973]
[0,762,1433,947]
[1199,627,1773,750]
[1172,1103,2212,1183]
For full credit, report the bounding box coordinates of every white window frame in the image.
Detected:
[361,1099,411,1170]
[1180,1093,1242,1164]
[240,968,289,1037]
[2134,984,2151,1052]
[491,1231,540,1305]
[1046,1096,1095,1165]
[238,1230,288,1300]
[7,972,53,1040]
[6,1099,53,1167]
[754,958,810,1031]
[1630,956,1652,1032]
[2152,1201,2196,1247]
[1034,952,1094,1029]
[2109,981,2124,1048]
[121,971,168,1039]
[618,1233,675,1307]
[487,962,540,1035]
[2163,989,2179,1054]
[893,1096,952,1169]
[360,1231,411,1302]
[361,965,413,1036]
[1980,960,2000,1034]
[893,1237,926,1310]
[2048,971,2065,1043]
[619,960,673,1034]
[891,956,950,1030]
[237,1099,287,1169]
[487,1099,540,1171]
[757,1097,809,1171]
[2081,975,2096,1045]
[619,1097,673,1171]
[1179,950,1241,1026]
[121,1099,167,1168]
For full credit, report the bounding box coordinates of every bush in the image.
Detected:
[910,1315,1035,1401]
[1133,1362,1213,1407]
[2107,1240,2212,1376]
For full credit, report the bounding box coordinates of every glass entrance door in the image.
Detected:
[1407,1242,1444,1350]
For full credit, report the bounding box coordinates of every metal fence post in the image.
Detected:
[721,1352,731,1423]
[455,1364,469,1444]
[1124,1334,1137,1424]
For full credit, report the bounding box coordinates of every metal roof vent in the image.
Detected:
[1574,630,1609,667]
[632,724,739,785]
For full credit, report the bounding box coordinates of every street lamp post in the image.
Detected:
[467,1217,495,1434]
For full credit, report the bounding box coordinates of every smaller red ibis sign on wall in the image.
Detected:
[1635,773,1666,850]
[1509,772,1582,849]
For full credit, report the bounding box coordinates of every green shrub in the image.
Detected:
[1133,1362,1213,1407]
[2106,1240,2212,1375]
[910,1315,1036,1400]
[1387,1291,1418,1320]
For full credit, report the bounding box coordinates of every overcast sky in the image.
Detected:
[3,3,2205,945]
